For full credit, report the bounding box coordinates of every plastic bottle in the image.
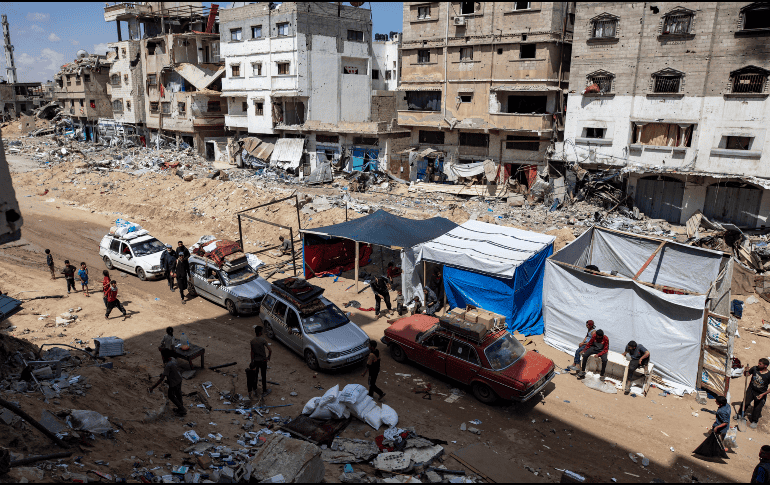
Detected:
[181,332,189,346]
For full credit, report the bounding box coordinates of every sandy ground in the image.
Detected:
[0,151,768,483]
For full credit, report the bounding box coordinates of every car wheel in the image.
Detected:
[136,267,146,281]
[472,382,498,404]
[226,299,238,316]
[264,323,275,339]
[103,256,114,270]
[390,343,407,363]
[305,350,319,371]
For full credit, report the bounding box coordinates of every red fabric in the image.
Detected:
[584,83,601,94]
[524,165,538,188]
[207,241,242,267]
[102,277,111,296]
[387,266,402,279]
[585,334,609,357]
[304,240,372,279]
[106,287,118,302]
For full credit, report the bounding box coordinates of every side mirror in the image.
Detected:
[212,280,220,286]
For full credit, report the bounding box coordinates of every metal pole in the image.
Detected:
[238,214,243,252]
[380,246,384,275]
[345,202,348,221]
[294,194,301,231]
[355,241,359,292]
[290,227,297,277]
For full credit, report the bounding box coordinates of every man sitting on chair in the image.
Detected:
[622,340,650,395]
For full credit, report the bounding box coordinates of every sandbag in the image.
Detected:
[302,396,322,415]
[380,404,398,428]
[348,395,376,418]
[363,405,383,430]
[693,432,728,459]
[339,384,367,404]
[582,374,618,394]
[309,404,334,420]
[69,410,112,434]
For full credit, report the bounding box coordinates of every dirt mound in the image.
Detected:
[546,227,576,251]
[0,333,40,375]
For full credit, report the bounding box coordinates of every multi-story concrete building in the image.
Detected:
[0,82,46,120]
[397,2,574,183]
[53,54,113,140]
[372,33,401,92]
[103,2,225,154]
[562,2,770,229]
[220,2,410,176]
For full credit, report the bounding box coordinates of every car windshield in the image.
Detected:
[130,238,166,257]
[302,304,349,334]
[484,333,526,370]
[222,266,256,286]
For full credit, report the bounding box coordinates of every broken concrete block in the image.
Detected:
[425,471,442,483]
[339,471,368,483]
[7,467,45,482]
[404,444,443,466]
[183,173,195,182]
[372,452,411,473]
[250,434,324,483]
[322,438,380,463]
[467,427,481,435]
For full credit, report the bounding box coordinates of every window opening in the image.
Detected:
[459,94,472,103]
[459,132,489,147]
[407,91,441,111]
[254,101,264,115]
[506,135,539,150]
[461,2,475,15]
[231,64,240,77]
[732,72,766,93]
[347,30,364,42]
[161,102,170,114]
[277,62,290,75]
[513,2,530,10]
[460,47,473,61]
[587,73,613,93]
[418,49,431,63]
[633,122,693,147]
[593,18,618,38]
[207,100,221,112]
[277,23,289,36]
[653,74,681,93]
[253,62,262,76]
[585,128,605,139]
[372,69,379,79]
[506,95,548,113]
[725,136,752,150]
[150,102,159,113]
[663,13,692,34]
[520,44,536,59]
[230,28,242,41]
[419,130,445,144]
[178,102,185,113]
[743,5,770,30]
[418,6,430,19]
[252,25,262,38]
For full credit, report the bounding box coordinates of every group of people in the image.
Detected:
[369,264,444,319]
[47,250,91,297]
[160,241,191,305]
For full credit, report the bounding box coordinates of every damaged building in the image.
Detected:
[53,53,114,141]
[103,2,225,154]
[0,82,47,121]
[562,2,770,229]
[220,2,410,179]
[396,2,574,185]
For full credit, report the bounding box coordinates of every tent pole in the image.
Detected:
[423,261,427,298]
[238,214,243,252]
[380,246,384,275]
[355,241,359,292]
[290,227,297,276]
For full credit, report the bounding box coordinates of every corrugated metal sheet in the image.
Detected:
[254,142,274,160]
[703,184,762,228]
[270,138,305,169]
[0,294,22,322]
[635,177,684,224]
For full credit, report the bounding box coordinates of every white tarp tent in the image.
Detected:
[543,226,732,393]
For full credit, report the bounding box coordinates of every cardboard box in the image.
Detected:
[445,308,466,320]
[477,310,505,328]
[197,456,211,469]
[465,310,480,324]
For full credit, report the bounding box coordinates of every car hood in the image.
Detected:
[385,314,439,342]
[499,350,554,384]
[306,323,368,353]
[226,276,271,299]
[135,252,163,267]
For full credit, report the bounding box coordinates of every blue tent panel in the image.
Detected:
[443,244,553,336]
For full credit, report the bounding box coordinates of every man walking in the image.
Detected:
[371,275,392,317]
[61,260,77,294]
[159,326,176,364]
[45,249,55,280]
[149,357,186,416]
[577,329,609,380]
[567,320,596,372]
[176,240,190,260]
[104,280,127,320]
[173,250,189,304]
[622,340,651,394]
[739,358,770,429]
[249,326,272,399]
[161,244,177,292]
[361,340,385,401]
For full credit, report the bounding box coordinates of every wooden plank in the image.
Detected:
[686,211,703,239]
[697,311,709,389]
[633,241,666,280]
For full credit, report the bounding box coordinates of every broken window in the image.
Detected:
[385,70,392,80]
[230,28,242,41]
[662,12,693,34]
[506,95,548,114]
[353,137,378,145]
[731,67,768,93]
[161,102,170,114]
[242,101,248,112]
[418,6,430,19]
[419,130,445,144]
[653,73,682,93]
[66,75,71,87]
[372,69,379,79]
[111,74,121,86]
[592,17,618,38]
[725,136,752,150]
[254,101,264,115]
[75,76,81,86]
[585,127,605,139]
[461,2,476,15]
[148,74,157,86]
[459,132,489,147]
[633,122,693,147]
[150,102,159,113]
[126,101,132,111]
[520,44,536,59]
[90,100,95,109]
[124,74,128,83]
[84,74,90,83]
[317,134,338,143]
[459,93,472,103]
[587,72,614,93]
[506,135,540,150]
[347,30,364,42]
[343,65,359,74]
[743,4,770,30]
[70,100,75,107]
[277,62,290,75]
[418,49,431,63]
[121,48,126,57]
[252,25,262,38]
[112,100,123,112]
[231,64,241,77]
[80,100,84,107]
[460,47,473,61]
[406,91,441,111]
[514,2,530,10]
[253,62,262,76]
[207,100,221,112]
[277,23,289,36]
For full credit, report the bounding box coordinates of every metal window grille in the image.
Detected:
[418,50,430,63]
[111,75,121,86]
[418,7,430,19]
[589,75,613,93]
[653,75,681,93]
[593,19,617,38]
[460,48,473,61]
[732,73,766,93]
[161,102,171,114]
[663,14,692,34]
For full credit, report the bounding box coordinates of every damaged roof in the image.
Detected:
[270,138,305,169]
[175,63,226,91]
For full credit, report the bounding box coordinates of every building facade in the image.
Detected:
[563,2,770,228]
[106,41,146,127]
[372,33,401,92]
[0,82,46,120]
[53,55,113,140]
[397,2,574,183]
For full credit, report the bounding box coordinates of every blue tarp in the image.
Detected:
[351,147,379,171]
[443,244,553,336]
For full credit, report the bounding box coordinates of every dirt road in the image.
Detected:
[0,157,764,483]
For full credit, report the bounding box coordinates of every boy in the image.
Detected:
[60,260,77,294]
[396,290,407,316]
[101,270,111,308]
[78,262,90,297]
[45,249,55,280]
[104,280,127,319]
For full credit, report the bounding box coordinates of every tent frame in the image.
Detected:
[236,194,301,277]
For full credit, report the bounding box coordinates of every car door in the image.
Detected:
[446,338,482,385]
[419,332,451,375]
[108,239,123,268]
[270,299,290,344]
[116,242,133,270]
[208,268,227,304]
[284,308,304,353]
[260,294,276,325]
[190,263,213,299]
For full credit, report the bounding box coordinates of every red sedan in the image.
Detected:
[381,314,555,404]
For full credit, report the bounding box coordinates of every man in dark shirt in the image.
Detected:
[622,340,651,394]
[751,445,770,483]
[739,358,770,429]
[173,252,189,305]
[423,286,439,316]
[61,260,77,294]
[711,395,730,444]
[249,326,272,399]
[568,320,596,372]
[371,276,392,317]
[361,340,385,401]
[430,268,444,313]
[279,236,291,255]
[149,357,186,416]
[176,241,190,260]
[160,245,177,292]
[577,329,609,379]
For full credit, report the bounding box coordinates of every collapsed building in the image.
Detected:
[0,82,47,121]
[560,2,770,230]
[219,2,410,179]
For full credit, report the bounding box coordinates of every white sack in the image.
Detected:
[338,384,367,404]
[380,404,398,428]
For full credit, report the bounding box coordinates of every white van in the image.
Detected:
[99,234,166,280]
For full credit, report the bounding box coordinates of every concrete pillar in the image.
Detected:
[117,21,122,42]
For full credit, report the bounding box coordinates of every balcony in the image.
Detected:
[104,3,152,22]
[225,114,248,129]
[489,113,553,131]
[397,110,444,127]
